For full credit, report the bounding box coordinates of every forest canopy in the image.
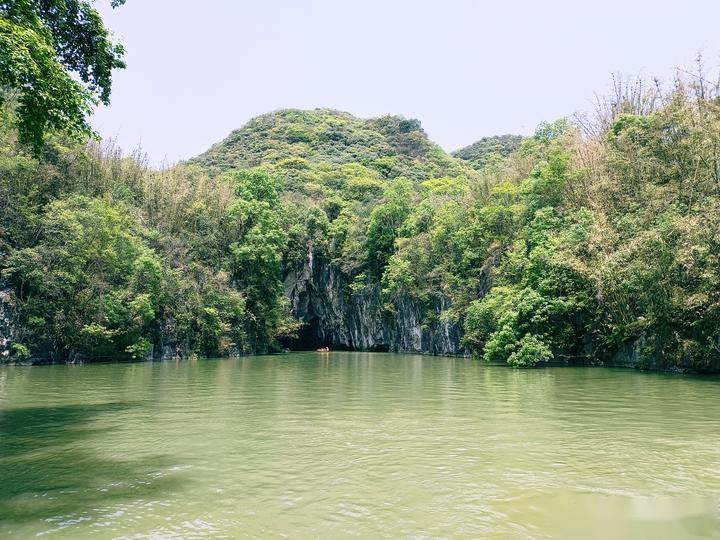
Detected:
[1,52,720,371]
[0,0,125,152]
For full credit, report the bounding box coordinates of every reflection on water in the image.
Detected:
[0,353,719,538]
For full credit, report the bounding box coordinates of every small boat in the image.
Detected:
[316,347,330,352]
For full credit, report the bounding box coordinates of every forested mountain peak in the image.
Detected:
[190,108,470,181]
[3,72,720,372]
[452,134,524,169]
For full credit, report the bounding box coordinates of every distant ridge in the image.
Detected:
[452,134,523,169]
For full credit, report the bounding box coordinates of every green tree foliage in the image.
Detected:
[226,170,292,351]
[3,65,720,371]
[453,134,523,169]
[0,108,294,361]
[0,0,125,152]
[5,196,160,360]
[366,177,413,275]
[380,82,720,371]
[464,207,595,367]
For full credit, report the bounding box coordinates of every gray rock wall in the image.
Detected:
[283,252,468,356]
[0,288,17,360]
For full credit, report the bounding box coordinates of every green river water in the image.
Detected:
[0,352,719,539]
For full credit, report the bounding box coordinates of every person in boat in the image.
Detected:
[316,346,330,352]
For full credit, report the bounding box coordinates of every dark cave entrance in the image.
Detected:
[295,317,325,350]
[280,317,349,351]
[278,317,393,351]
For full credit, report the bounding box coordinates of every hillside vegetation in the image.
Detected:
[452,134,524,169]
[2,73,720,370]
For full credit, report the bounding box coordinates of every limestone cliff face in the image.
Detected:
[150,318,190,360]
[605,337,720,373]
[391,295,465,355]
[0,287,17,360]
[283,251,468,356]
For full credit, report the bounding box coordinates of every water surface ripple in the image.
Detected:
[1,352,719,538]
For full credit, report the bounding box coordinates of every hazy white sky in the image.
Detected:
[92,0,720,165]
